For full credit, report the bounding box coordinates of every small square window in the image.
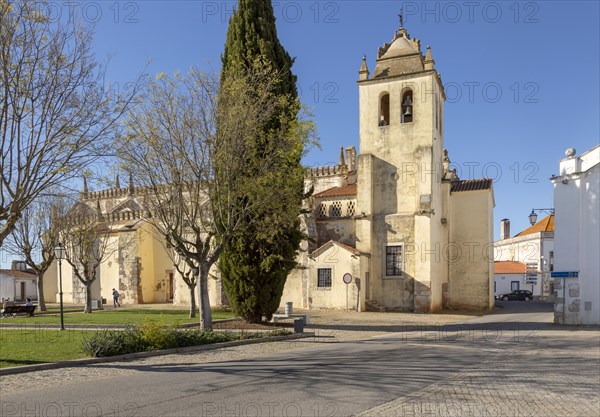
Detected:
[385,245,403,276]
[318,268,332,288]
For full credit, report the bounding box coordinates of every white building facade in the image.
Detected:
[0,261,38,302]
[550,146,600,325]
[494,217,554,300]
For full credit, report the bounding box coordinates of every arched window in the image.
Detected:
[379,93,390,126]
[401,91,413,123]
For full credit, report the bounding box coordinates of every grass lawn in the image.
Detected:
[1,309,235,326]
[0,329,91,368]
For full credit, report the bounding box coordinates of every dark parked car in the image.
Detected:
[496,290,533,301]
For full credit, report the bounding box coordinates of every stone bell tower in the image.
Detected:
[355,22,446,312]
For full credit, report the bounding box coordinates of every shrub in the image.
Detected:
[82,325,146,357]
[138,319,177,350]
[81,324,263,357]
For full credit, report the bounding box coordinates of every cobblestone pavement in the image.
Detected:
[1,305,599,416]
[357,332,600,416]
[356,304,600,417]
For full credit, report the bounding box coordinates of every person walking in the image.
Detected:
[112,288,120,308]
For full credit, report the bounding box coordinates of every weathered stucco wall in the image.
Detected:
[447,189,494,310]
[315,218,355,247]
[307,245,360,310]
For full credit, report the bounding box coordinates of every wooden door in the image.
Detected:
[168,273,174,301]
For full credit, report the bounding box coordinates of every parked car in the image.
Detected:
[496,290,533,301]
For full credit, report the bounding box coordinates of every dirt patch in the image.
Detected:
[213,319,289,331]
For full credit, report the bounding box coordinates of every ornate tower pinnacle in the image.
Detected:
[82,176,89,197]
[339,146,346,166]
[128,172,134,195]
[424,46,435,70]
[358,54,370,81]
[96,200,104,221]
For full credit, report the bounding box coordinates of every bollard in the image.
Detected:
[293,317,304,333]
[285,302,293,316]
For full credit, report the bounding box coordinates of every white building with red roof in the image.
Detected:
[493,261,528,298]
[493,215,555,300]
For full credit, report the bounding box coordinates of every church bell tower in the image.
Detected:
[355,20,447,312]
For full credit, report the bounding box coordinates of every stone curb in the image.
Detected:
[0,318,242,330]
[0,332,315,376]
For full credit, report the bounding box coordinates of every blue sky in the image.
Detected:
[74,0,600,237]
[3,1,598,269]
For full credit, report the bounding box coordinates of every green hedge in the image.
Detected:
[82,320,282,357]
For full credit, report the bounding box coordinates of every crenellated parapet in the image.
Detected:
[84,187,132,201]
[105,210,148,223]
[304,164,346,179]
[304,146,357,180]
[68,209,147,224]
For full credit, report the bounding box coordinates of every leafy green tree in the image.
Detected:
[218,0,309,322]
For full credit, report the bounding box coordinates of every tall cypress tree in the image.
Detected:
[221,0,297,106]
[218,0,305,322]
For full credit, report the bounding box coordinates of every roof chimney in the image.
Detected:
[500,218,510,240]
[11,260,27,271]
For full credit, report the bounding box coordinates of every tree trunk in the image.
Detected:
[0,214,19,248]
[188,283,197,318]
[84,284,93,313]
[36,273,47,311]
[198,265,212,331]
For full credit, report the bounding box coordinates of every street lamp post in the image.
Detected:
[527,208,555,301]
[528,208,555,226]
[55,243,66,331]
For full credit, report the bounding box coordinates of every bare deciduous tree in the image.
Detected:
[120,64,309,330]
[59,210,131,313]
[4,193,70,311]
[0,0,143,246]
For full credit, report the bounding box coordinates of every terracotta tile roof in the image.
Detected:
[0,269,37,279]
[494,261,526,274]
[310,240,359,257]
[313,184,357,198]
[515,214,554,237]
[334,241,360,255]
[450,178,493,192]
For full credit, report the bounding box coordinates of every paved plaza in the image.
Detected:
[1,302,598,416]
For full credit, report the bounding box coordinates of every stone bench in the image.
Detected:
[271,313,310,325]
